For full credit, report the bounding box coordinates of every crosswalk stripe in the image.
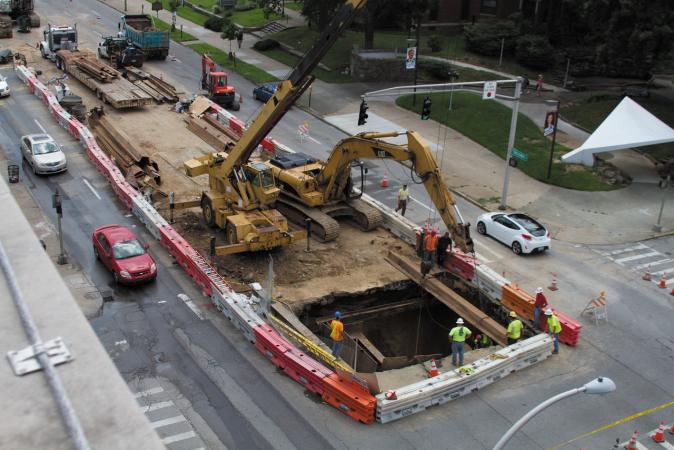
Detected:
[635,259,674,270]
[615,251,661,264]
[652,267,674,276]
[658,441,674,450]
[635,442,649,450]
[140,401,173,413]
[162,431,196,444]
[599,244,648,256]
[150,415,187,429]
[134,387,164,398]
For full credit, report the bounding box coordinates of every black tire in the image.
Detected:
[230,100,240,111]
[94,246,100,260]
[253,91,258,101]
[476,221,487,235]
[226,221,238,245]
[201,195,216,227]
[40,47,47,59]
[512,241,522,255]
[113,272,120,284]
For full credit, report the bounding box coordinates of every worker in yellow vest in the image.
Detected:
[545,309,562,354]
[506,311,523,345]
[448,318,471,366]
[330,311,344,358]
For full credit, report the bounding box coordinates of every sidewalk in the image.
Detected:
[98,0,672,244]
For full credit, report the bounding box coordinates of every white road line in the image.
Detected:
[34,119,46,133]
[150,415,187,429]
[474,239,504,259]
[157,300,167,304]
[635,259,673,270]
[134,387,164,398]
[658,441,674,450]
[306,135,321,145]
[635,442,649,450]
[178,294,205,320]
[409,195,434,212]
[162,431,196,445]
[652,267,674,276]
[615,251,661,264]
[599,244,648,256]
[83,178,102,200]
[473,252,492,263]
[139,401,173,413]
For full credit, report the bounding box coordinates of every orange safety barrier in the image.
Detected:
[500,284,535,321]
[321,373,376,424]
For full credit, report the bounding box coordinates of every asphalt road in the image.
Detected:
[2,1,673,448]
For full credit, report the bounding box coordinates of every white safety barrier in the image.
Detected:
[375,334,553,423]
[475,264,509,302]
[211,289,265,343]
[131,196,169,241]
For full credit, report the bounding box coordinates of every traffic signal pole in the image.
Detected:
[498,77,522,210]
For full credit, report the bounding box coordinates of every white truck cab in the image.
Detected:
[40,24,78,61]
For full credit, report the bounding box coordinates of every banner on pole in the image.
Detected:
[405,47,417,70]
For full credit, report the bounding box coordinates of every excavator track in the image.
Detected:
[346,198,384,231]
[276,198,340,242]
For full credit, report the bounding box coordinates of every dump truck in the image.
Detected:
[54,49,153,109]
[119,15,169,60]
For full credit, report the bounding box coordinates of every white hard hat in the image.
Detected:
[456,318,464,324]
[544,309,553,316]
[536,287,543,294]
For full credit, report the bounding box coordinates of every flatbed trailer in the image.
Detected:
[55,49,153,109]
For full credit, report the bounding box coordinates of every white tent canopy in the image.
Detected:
[561,97,674,166]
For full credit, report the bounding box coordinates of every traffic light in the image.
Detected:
[358,99,369,126]
[421,97,432,120]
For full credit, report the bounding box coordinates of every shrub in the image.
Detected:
[427,35,443,53]
[212,5,221,14]
[204,16,226,31]
[515,34,554,70]
[421,60,454,80]
[253,38,280,51]
[234,2,256,11]
[463,21,519,56]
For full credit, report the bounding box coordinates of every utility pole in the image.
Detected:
[499,77,523,211]
[545,100,561,180]
[653,174,671,232]
[412,14,421,106]
[53,189,67,265]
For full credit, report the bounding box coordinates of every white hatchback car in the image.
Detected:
[0,74,10,97]
[476,212,550,255]
[20,134,68,175]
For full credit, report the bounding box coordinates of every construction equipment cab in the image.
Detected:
[40,24,77,61]
[98,36,144,68]
[201,53,240,111]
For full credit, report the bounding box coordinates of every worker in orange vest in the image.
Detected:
[423,229,439,264]
[330,311,345,358]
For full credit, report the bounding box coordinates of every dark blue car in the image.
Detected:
[253,83,277,103]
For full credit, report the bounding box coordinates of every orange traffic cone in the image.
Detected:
[668,422,674,435]
[670,287,674,296]
[624,430,638,450]
[380,174,389,188]
[659,274,667,289]
[642,266,652,281]
[652,422,666,443]
[385,390,397,400]
[428,359,439,377]
[548,274,558,291]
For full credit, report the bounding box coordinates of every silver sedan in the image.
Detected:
[20,134,68,175]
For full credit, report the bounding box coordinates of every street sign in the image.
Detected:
[512,148,528,162]
[482,81,497,100]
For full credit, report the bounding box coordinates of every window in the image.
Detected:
[510,214,546,236]
[32,141,60,155]
[97,234,110,254]
[112,240,145,260]
[501,218,520,230]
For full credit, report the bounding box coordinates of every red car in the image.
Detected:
[92,225,157,284]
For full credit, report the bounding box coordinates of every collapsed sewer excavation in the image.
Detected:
[297,279,514,374]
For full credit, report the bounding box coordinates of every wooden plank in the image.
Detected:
[351,331,385,365]
[271,302,333,354]
[386,251,507,346]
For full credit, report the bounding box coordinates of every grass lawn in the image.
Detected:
[188,43,279,84]
[261,48,351,83]
[284,1,302,12]
[188,0,217,11]
[561,95,674,162]
[229,8,285,28]
[397,92,617,191]
[270,27,555,81]
[150,17,198,42]
[151,0,209,26]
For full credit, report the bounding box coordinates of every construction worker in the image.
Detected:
[330,311,344,358]
[471,333,491,349]
[448,318,471,366]
[534,287,548,330]
[395,184,410,216]
[545,309,562,354]
[436,231,452,266]
[507,311,523,345]
[423,229,438,264]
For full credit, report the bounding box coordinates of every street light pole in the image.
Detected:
[493,377,616,450]
[499,77,523,211]
[546,100,561,180]
[412,14,421,106]
[53,188,67,265]
[653,174,671,232]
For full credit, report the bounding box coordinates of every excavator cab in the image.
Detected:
[201,54,240,110]
[245,162,279,204]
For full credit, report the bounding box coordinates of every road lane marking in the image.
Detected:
[474,239,504,259]
[598,244,648,257]
[162,431,196,444]
[548,400,674,449]
[83,178,102,200]
[134,387,164,398]
[614,251,660,264]
[409,195,434,212]
[157,300,167,304]
[34,119,46,133]
[651,267,674,276]
[658,441,674,450]
[473,252,492,263]
[178,294,205,320]
[635,258,673,270]
[150,415,187,429]
[140,401,174,413]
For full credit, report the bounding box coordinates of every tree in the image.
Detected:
[300,0,341,30]
[220,16,238,56]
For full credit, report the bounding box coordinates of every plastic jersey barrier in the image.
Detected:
[322,372,377,425]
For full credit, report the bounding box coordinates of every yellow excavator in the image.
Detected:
[182,0,368,254]
[269,131,474,253]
